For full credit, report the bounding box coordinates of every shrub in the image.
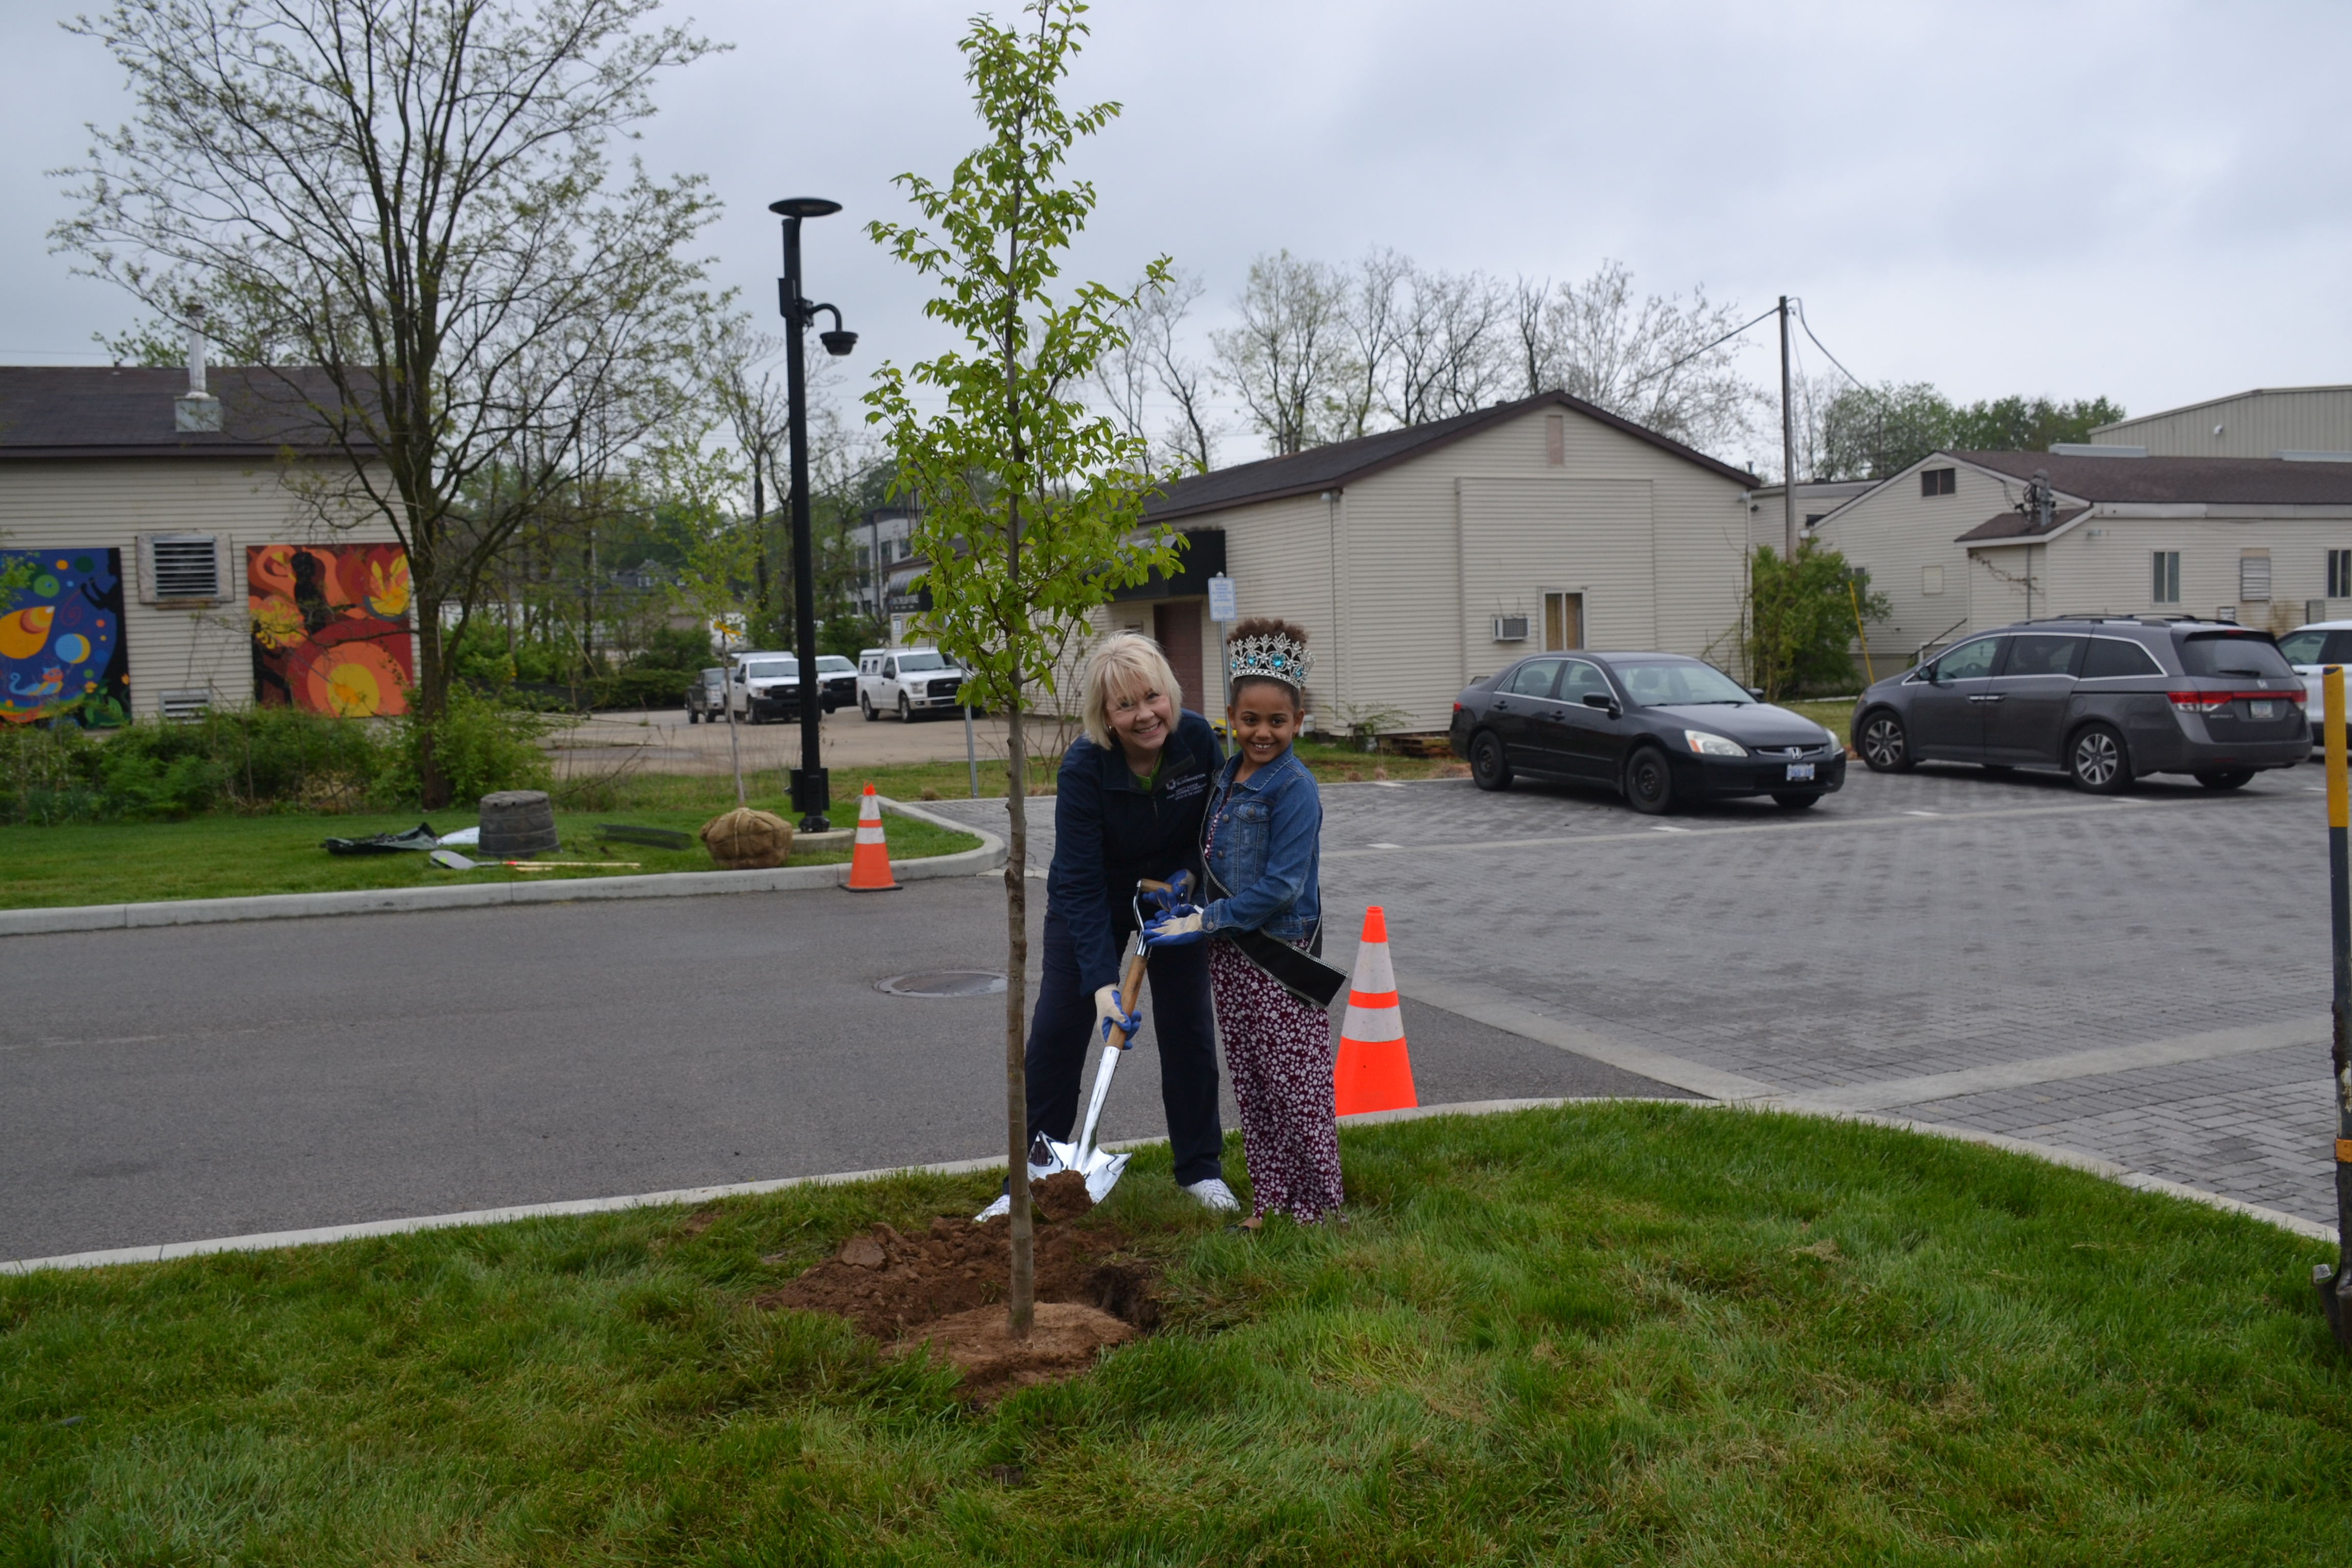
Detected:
[383,684,552,806]
[0,706,387,822]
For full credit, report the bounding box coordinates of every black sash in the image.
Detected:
[1199,784,1348,1009]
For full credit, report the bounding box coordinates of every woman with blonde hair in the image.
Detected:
[976,630,1237,1218]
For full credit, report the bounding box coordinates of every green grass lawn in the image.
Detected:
[0,800,979,910]
[1782,698,1856,740]
[5,1104,2342,1563]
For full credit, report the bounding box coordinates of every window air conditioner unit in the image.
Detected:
[1493,614,1530,643]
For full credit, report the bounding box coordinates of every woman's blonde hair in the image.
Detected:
[1080,632,1181,749]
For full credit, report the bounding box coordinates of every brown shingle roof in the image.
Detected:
[1143,389,1757,522]
[1954,450,2352,507]
[0,366,362,458]
[1954,504,2091,542]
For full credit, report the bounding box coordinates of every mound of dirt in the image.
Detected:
[890,1302,1137,1400]
[753,1208,1157,1345]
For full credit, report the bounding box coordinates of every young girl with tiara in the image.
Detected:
[1142,618,1342,1227]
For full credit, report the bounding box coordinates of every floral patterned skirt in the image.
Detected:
[1208,939,1344,1223]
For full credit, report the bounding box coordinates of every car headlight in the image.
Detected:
[1684,729,1747,757]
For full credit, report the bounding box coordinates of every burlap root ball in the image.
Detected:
[700,806,793,869]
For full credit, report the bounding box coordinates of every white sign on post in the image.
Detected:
[1207,572,1238,623]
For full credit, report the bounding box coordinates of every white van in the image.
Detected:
[857,646,967,722]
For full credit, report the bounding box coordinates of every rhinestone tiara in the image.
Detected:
[1227,630,1313,690]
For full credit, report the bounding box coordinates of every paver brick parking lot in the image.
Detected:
[1310,762,2338,1228]
[3,756,2337,1262]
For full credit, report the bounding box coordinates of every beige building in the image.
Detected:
[1815,449,2352,665]
[2090,385,2352,460]
[0,365,399,722]
[1111,390,1758,733]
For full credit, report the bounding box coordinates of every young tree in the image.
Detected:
[1746,542,1890,700]
[865,0,1179,1336]
[57,0,723,806]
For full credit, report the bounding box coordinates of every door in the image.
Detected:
[1154,600,1205,712]
[1908,636,2004,759]
[1489,658,1564,767]
[1549,658,1626,780]
[1982,633,2085,762]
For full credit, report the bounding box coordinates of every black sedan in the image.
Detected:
[1448,651,1847,813]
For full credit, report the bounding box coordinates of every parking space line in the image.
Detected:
[1324,792,2291,861]
[1777,1017,2328,1114]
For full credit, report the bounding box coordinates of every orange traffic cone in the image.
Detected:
[1334,905,1416,1115]
[844,783,899,891]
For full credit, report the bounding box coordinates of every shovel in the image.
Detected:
[1027,875,1184,1205]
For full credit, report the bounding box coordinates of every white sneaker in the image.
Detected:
[1183,1177,1241,1213]
[973,1193,1010,1221]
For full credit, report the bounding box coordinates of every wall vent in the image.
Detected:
[2240,552,2272,602]
[158,690,213,723]
[137,534,226,603]
[1492,614,1530,642]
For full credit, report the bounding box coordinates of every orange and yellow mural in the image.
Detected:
[248,544,415,717]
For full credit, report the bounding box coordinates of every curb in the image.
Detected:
[4,1096,2326,1276]
[0,797,1002,939]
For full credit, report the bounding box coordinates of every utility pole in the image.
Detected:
[1780,295,1797,560]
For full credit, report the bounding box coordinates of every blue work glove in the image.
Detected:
[1093,984,1144,1045]
[1140,871,1194,917]
[1141,905,1206,948]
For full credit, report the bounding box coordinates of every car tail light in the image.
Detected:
[2168,689,2307,711]
[1452,701,1463,714]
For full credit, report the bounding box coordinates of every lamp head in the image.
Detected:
[769,197,842,219]
[819,329,859,358]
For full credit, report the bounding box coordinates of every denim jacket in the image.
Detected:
[1046,710,1223,995]
[1199,744,1322,946]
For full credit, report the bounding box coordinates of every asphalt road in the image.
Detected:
[6,754,2339,1261]
[0,876,1673,1261]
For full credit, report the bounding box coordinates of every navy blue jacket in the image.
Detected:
[1045,710,1224,995]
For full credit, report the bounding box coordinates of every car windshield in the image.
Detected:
[1614,660,1753,706]
[744,660,796,679]
[896,651,948,672]
[2177,632,2293,680]
[817,656,854,674]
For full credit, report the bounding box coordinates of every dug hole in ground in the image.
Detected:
[755,1171,1156,1402]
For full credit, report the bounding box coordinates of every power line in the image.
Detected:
[1790,299,1869,392]
[1631,303,1780,391]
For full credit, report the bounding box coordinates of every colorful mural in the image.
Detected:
[248,544,414,717]
[0,549,129,727]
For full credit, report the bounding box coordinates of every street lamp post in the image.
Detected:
[770,197,858,833]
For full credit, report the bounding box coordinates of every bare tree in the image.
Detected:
[1334,247,1410,439]
[56,0,722,805]
[1387,265,1511,426]
[1514,260,1765,458]
[1211,250,1355,455]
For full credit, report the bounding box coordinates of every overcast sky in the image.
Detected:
[5,0,2346,471]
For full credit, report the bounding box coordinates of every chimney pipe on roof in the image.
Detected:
[186,304,207,396]
[175,305,223,433]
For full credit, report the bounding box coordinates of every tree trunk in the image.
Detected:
[413,585,452,810]
[1003,704,1033,1338]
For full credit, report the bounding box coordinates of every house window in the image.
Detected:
[2152,551,2182,604]
[1920,467,1957,497]
[2329,549,2352,598]
[1922,565,1944,596]
[1542,591,1583,651]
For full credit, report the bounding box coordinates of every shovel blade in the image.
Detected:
[1079,1149,1131,1205]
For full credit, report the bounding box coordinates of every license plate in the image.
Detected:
[1785,763,1816,781]
[2250,700,2276,718]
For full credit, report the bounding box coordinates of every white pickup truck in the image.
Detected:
[857,647,968,721]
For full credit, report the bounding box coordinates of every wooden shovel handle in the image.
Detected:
[1108,879,1171,1050]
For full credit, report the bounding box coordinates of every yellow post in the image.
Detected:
[1847,579,1875,686]
[2323,666,2352,1349]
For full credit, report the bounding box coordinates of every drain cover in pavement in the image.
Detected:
[877,970,1008,998]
